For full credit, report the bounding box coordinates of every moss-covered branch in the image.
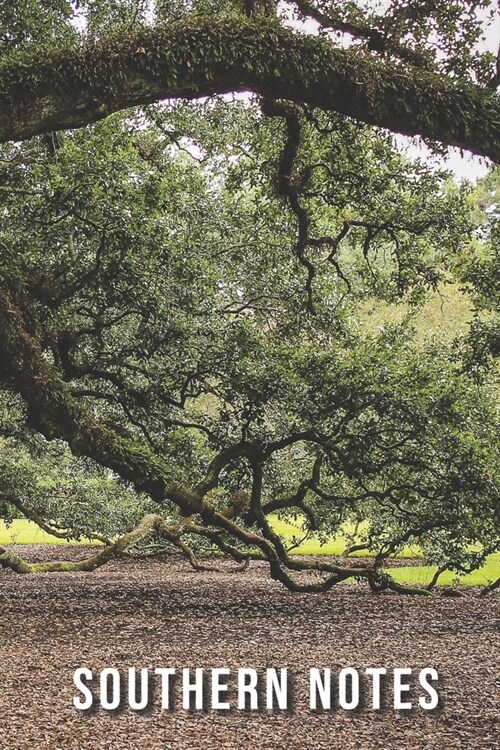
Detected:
[0,513,160,573]
[0,281,204,518]
[0,513,221,573]
[0,18,498,160]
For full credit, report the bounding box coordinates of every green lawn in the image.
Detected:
[270,518,498,588]
[1,518,497,588]
[0,519,101,546]
[389,555,500,588]
[271,517,423,558]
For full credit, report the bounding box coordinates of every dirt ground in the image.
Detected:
[0,545,498,750]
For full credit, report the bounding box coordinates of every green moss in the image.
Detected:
[0,18,497,158]
[29,561,80,573]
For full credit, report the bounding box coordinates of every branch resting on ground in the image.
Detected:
[0,514,216,573]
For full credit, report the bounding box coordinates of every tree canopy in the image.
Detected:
[0,0,498,594]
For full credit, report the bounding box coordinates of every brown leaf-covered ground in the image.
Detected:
[0,545,498,750]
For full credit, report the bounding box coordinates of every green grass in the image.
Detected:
[359,283,473,341]
[271,517,498,587]
[0,519,100,546]
[270,517,422,558]
[1,518,497,588]
[389,554,500,588]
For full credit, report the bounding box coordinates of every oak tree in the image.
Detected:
[0,0,498,593]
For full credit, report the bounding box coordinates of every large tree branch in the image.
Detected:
[0,18,498,159]
[0,282,204,517]
[0,512,217,573]
[0,513,160,573]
